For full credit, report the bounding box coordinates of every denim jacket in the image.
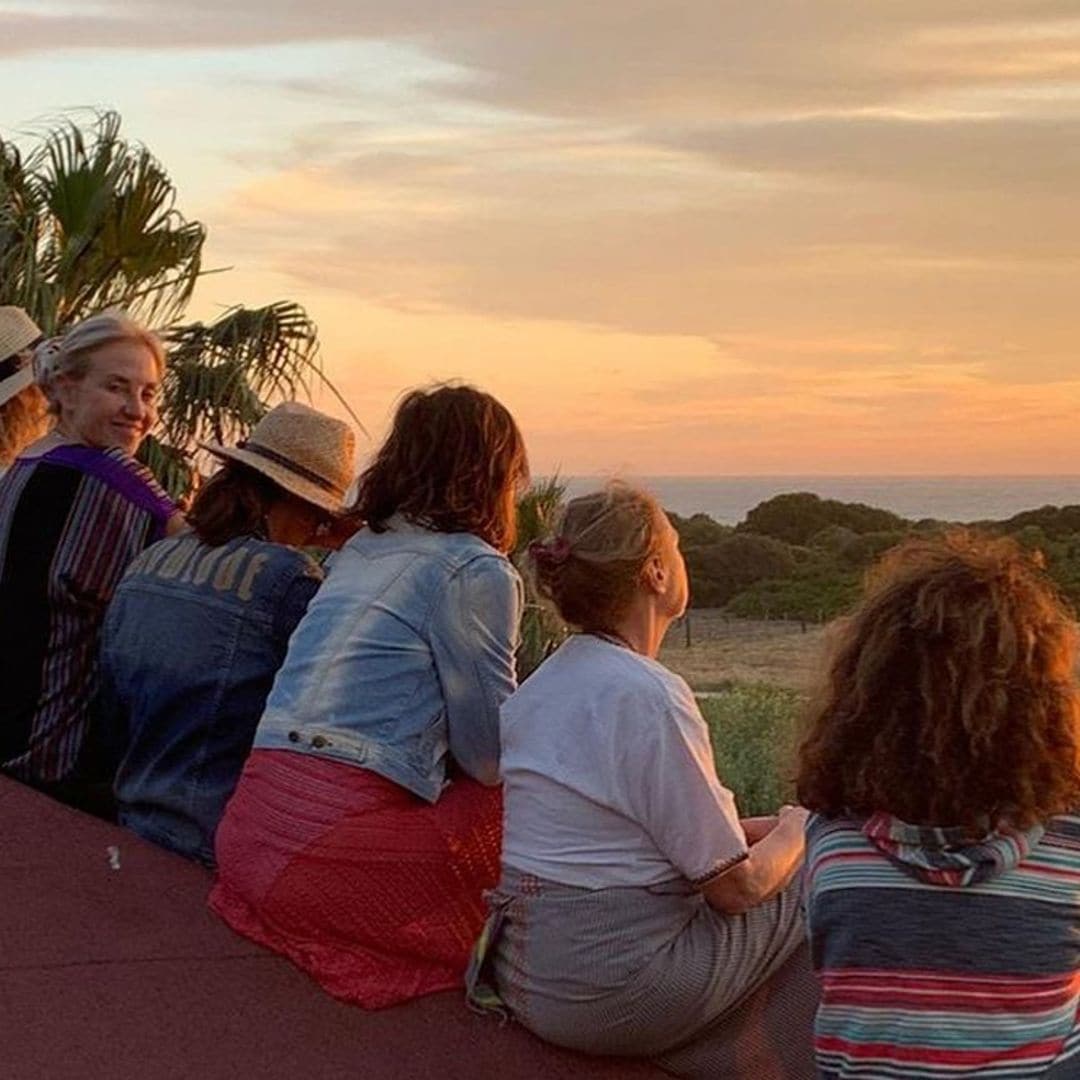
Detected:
[100,533,323,863]
[255,518,522,802]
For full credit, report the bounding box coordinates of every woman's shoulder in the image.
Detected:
[523,635,691,710]
[43,444,175,518]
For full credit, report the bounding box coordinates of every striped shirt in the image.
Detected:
[0,445,175,784]
[805,812,1080,1079]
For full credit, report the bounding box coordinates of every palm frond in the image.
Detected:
[23,110,205,327]
[514,476,569,678]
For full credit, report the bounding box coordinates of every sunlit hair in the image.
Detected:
[531,482,664,634]
[797,531,1080,830]
[187,463,284,547]
[354,384,528,553]
[0,384,49,467]
[35,311,166,414]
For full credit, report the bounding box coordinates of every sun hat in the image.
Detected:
[201,402,356,514]
[0,307,43,409]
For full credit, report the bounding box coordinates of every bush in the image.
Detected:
[670,511,732,548]
[740,492,908,546]
[684,533,797,607]
[699,685,801,815]
[724,569,861,621]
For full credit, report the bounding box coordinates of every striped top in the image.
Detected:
[805,812,1080,1079]
[0,445,175,784]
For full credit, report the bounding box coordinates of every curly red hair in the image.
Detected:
[354,384,527,553]
[797,531,1080,829]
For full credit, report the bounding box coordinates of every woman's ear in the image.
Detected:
[642,552,666,596]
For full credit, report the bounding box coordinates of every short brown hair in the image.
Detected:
[797,532,1080,830]
[188,463,283,547]
[531,483,664,634]
[354,384,527,553]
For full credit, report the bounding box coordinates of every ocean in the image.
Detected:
[559,476,1080,527]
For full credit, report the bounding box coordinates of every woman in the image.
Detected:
[210,384,528,1009]
[101,402,356,865]
[0,306,48,475]
[467,483,815,1079]
[0,311,180,815]
[798,533,1080,1079]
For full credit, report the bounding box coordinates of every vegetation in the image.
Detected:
[514,476,570,678]
[672,491,1080,622]
[0,110,356,497]
[700,685,801,815]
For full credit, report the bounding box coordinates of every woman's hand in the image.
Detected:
[702,805,808,916]
[740,815,779,845]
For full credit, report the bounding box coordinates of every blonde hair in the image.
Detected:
[35,312,166,413]
[530,482,664,632]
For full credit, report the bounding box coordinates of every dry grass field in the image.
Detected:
[660,610,829,691]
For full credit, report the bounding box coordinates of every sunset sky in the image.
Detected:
[3,2,1079,475]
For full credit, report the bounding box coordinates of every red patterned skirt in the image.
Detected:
[209,749,502,1009]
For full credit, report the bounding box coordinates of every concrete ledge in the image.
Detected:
[0,777,661,1080]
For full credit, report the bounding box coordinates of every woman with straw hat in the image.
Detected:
[0,311,181,817]
[101,401,357,865]
[210,384,528,1010]
[0,306,49,474]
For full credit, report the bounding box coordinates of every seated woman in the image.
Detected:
[0,306,48,476]
[0,312,181,816]
[467,483,814,1079]
[101,402,356,865]
[798,533,1080,1079]
[210,384,528,1009]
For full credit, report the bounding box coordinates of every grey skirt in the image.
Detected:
[467,868,817,1079]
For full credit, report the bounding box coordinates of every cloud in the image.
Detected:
[7,0,1080,471]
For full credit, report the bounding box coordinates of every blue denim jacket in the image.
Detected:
[100,533,322,864]
[255,519,522,802]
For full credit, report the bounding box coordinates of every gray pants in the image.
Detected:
[471,869,817,1079]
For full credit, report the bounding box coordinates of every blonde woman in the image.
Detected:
[0,312,181,815]
[468,483,815,1078]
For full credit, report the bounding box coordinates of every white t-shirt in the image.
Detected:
[500,634,748,889]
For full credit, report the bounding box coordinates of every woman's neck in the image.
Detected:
[608,598,673,659]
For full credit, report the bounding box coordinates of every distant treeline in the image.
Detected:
[670,492,1080,621]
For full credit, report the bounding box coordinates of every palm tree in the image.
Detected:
[0,110,356,497]
[513,475,570,677]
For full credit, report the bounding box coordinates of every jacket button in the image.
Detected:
[287,731,300,743]
[312,735,327,749]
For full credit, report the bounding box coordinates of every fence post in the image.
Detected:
[684,612,692,649]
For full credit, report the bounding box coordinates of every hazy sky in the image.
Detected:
[3,2,1079,474]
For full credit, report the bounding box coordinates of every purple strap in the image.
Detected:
[42,445,176,535]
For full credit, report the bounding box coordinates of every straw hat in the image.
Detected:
[201,402,356,514]
[0,307,43,409]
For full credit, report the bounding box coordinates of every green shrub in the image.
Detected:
[723,569,860,622]
[684,532,797,607]
[699,685,801,815]
[740,492,908,546]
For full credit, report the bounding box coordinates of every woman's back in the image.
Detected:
[256,518,521,801]
[806,811,1080,1078]
[103,532,323,862]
